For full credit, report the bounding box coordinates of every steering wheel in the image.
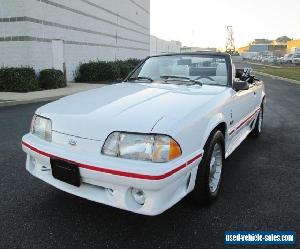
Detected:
[195,76,214,81]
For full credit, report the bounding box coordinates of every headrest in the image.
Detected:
[173,65,189,77]
[216,63,227,76]
[232,63,236,80]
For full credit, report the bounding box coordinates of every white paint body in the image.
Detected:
[22,74,265,215]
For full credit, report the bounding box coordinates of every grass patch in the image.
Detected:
[257,67,300,81]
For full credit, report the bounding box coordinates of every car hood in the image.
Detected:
[36,83,227,140]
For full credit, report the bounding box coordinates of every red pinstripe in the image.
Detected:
[21,141,202,180]
[229,108,260,136]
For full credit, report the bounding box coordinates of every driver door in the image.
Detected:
[225,86,256,156]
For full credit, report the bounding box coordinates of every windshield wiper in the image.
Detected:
[160,75,202,86]
[128,76,153,82]
[186,79,203,86]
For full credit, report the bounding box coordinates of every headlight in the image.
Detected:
[101,132,181,162]
[30,115,52,141]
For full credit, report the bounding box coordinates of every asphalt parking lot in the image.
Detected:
[0,70,299,248]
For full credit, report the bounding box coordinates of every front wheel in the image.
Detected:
[189,130,225,205]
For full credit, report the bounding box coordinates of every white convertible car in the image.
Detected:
[22,53,265,215]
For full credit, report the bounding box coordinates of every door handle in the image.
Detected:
[254,91,257,96]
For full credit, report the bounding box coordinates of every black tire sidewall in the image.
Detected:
[251,103,264,137]
[190,130,225,204]
[258,104,264,133]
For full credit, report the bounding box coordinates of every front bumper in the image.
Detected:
[22,133,203,215]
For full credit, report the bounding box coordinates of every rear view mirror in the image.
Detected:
[233,80,249,91]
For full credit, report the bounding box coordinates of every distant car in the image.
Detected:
[266,56,273,63]
[22,53,265,216]
[267,56,278,64]
[292,54,300,65]
[277,57,284,64]
[256,56,263,62]
[261,56,270,63]
[283,54,294,64]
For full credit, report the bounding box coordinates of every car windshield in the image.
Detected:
[127,54,228,86]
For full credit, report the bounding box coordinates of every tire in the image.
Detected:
[189,130,225,205]
[251,103,263,137]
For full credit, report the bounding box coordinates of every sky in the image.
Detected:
[150,0,300,49]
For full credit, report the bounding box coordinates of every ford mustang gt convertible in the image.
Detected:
[22,53,265,215]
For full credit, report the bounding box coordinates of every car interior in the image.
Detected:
[137,56,230,86]
[235,68,256,84]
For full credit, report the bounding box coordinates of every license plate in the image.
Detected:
[50,158,81,187]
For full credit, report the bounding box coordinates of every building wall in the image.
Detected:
[150,36,181,55]
[237,45,249,53]
[287,39,300,53]
[249,44,268,53]
[0,0,150,81]
[268,44,287,56]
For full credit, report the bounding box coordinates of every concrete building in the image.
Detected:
[249,44,286,56]
[252,39,273,45]
[0,0,150,80]
[248,44,269,53]
[150,36,182,55]
[268,44,287,56]
[239,37,291,56]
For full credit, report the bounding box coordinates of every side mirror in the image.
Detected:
[232,80,249,91]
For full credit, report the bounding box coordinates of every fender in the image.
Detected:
[257,80,266,105]
[262,92,266,104]
[200,113,227,151]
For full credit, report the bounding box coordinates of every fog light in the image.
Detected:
[131,188,145,205]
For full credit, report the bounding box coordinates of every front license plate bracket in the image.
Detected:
[50,158,81,187]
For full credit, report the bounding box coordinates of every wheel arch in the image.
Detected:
[262,94,266,106]
[201,113,227,152]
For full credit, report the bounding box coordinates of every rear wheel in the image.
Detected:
[189,130,225,205]
[251,103,264,137]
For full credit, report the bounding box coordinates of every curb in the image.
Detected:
[256,72,300,85]
[246,61,281,68]
[0,95,65,108]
